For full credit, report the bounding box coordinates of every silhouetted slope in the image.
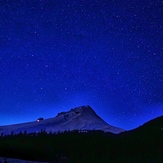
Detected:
[119,115,163,137]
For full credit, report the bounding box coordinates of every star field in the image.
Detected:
[0,0,162,130]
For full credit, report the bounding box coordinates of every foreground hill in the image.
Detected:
[119,115,163,137]
[0,105,124,135]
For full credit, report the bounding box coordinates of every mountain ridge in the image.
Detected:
[0,105,125,135]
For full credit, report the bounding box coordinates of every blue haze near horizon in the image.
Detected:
[0,0,162,130]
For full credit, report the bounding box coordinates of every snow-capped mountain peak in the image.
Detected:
[0,105,125,135]
[56,105,97,119]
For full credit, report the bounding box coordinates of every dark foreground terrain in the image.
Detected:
[0,116,163,163]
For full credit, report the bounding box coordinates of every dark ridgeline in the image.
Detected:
[0,116,162,163]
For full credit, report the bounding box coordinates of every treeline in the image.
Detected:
[0,127,162,163]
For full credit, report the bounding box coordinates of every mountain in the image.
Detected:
[0,105,124,135]
[119,115,163,137]
[0,112,162,162]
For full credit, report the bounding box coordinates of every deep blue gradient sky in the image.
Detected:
[0,0,162,130]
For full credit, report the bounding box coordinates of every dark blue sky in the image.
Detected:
[0,0,162,130]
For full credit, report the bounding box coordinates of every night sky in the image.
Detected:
[0,0,162,130]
